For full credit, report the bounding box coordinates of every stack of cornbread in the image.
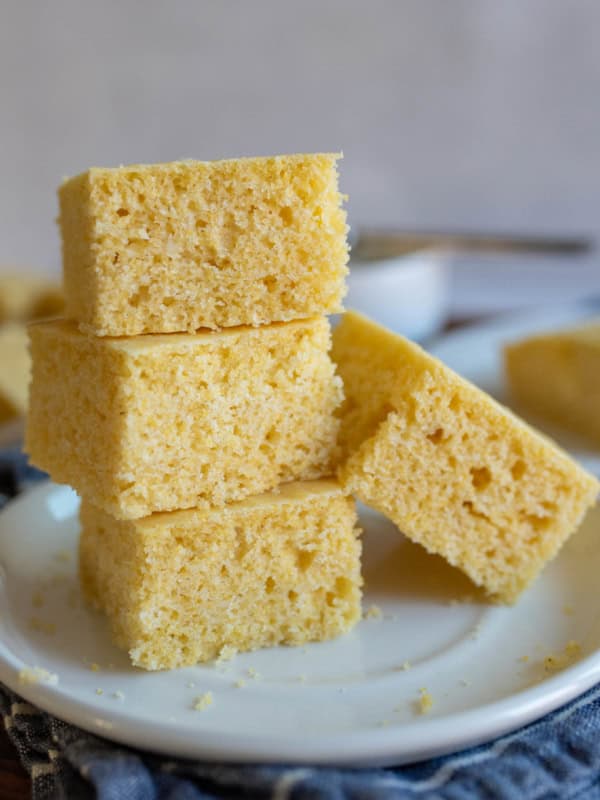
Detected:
[26,155,362,669]
[26,153,599,673]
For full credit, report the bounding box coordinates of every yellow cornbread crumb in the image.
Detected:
[247,668,261,680]
[400,661,411,671]
[235,679,247,689]
[332,311,599,603]
[95,688,103,695]
[519,655,529,663]
[504,319,600,445]
[90,663,101,672]
[192,692,213,712]
[418,688,433,714]
[113,691,125,701]
[364,605,382,620]
[216,645,237,664]
[544,640,582,674]
[26,317,343,519]
[79,480,362,670]
[18,666,59,686]
[59,154,348,336]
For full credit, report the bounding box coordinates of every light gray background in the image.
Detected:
[2,0,599,311]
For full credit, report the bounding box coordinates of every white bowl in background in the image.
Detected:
[345,248,451,342]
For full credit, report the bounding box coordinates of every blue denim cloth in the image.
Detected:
[3,683,600,800]
[2,449,600,800]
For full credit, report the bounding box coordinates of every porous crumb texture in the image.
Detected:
[79,480,362,670]
[26,317,343,519]
[59,154,348,336]
[504,319,600,445]
[332,311,599,603]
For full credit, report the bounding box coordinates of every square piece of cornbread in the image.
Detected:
[504,319,600,445]
[59,154,348,336]
[79,480,362,670]
[26,317,342,519]
[332,311,598,602]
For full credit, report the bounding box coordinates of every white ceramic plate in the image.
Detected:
[1,306,599,767]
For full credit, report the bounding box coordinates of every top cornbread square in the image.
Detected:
[332,311,598,603]
[59,153,348,336]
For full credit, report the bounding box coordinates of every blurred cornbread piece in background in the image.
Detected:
[0,323,29,423]
[0,273,63,323]
[26,317,343,519]
[59,154,348,336]
[79,480,362,670]
[504,319,600,446]
[332,311,599,603]
[0,273,63,430]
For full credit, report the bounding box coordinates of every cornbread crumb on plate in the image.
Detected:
[59,154,348,336]
[26,316,342,519]
[504,319,600,445]
[544,641,582,674]
[79,480,362,670]
[216,645,237,664]
[332,311,599,603]
[18,666,59,686]
[192,692,213,712]
[364,604,382,620]
[418,688,433,714]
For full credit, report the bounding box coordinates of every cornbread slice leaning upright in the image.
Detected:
[332,311,599,603]
[59,154,348,336]
[26,316,343,519]
[79,480,362,670]
[504,319,600,446]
